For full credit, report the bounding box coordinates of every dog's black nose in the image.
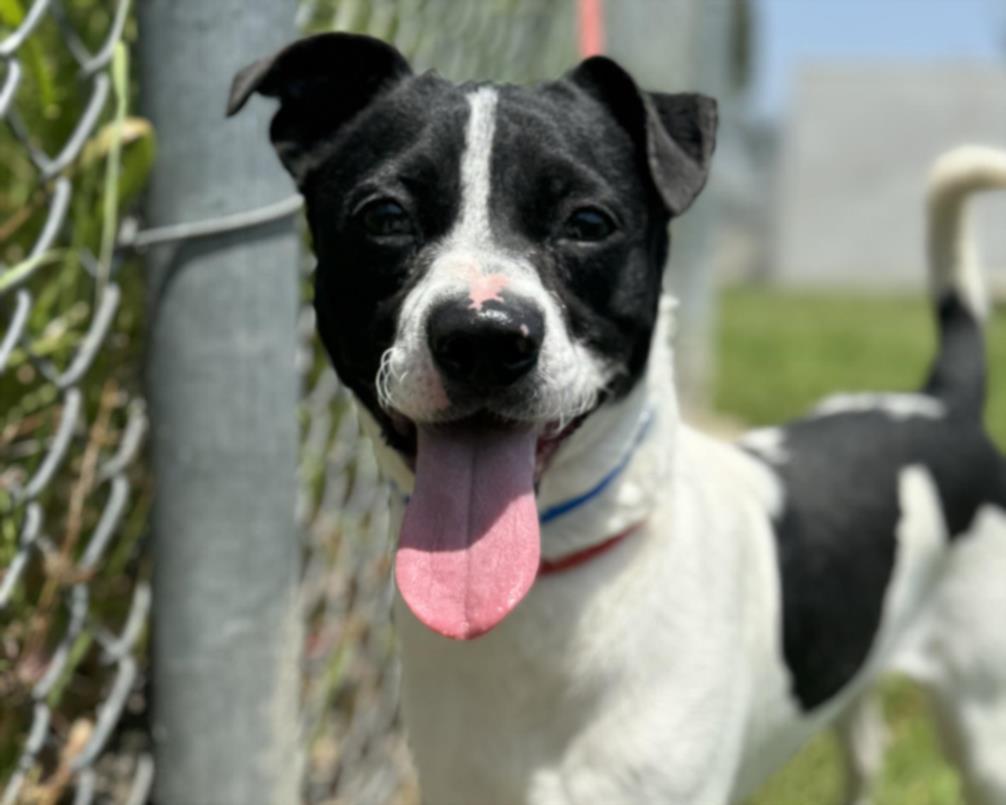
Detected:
[427,298,545,389]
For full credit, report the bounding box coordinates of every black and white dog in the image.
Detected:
[229,33,1006,805]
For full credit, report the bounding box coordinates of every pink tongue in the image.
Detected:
[396,424,540,640]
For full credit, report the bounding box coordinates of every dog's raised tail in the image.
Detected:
[922,145,1006,417]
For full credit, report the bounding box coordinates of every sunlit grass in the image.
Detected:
[715,288,1006,447]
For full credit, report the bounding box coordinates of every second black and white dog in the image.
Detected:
[229,33,1006,805]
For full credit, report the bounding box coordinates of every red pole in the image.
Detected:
[577,0,605,56]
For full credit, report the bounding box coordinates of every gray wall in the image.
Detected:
[775,65,1006,291]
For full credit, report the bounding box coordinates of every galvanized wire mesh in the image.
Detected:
[0,1,152,803]
[295,3,577,802]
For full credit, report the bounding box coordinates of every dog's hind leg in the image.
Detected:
[926,693,1006,805]
[835,693,888,805]
[897,505,1006,805]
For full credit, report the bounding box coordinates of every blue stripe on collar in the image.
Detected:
[538,407,655,525]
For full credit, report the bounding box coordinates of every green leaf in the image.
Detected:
[0,0,24,26]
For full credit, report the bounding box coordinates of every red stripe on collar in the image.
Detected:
[538,522,644,576]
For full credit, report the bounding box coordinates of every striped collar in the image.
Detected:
[538,407,655,524]
[538,521,643,575]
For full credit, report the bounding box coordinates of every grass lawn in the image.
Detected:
[712,287,1006,805]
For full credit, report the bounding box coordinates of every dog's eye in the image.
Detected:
[561,207,616,242]
[359,199,413,238]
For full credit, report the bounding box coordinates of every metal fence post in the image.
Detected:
[138,3,302,803]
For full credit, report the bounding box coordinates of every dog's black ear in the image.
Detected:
[567,56,717,217]
[227,33,412,183]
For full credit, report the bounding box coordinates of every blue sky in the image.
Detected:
[752,0,1006,118]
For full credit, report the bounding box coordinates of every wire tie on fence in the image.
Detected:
[118,194,304,252]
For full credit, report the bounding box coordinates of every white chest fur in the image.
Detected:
[394,425,793,805]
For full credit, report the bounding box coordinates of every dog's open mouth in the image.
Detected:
[389,411,581,483]
[391,412,584,641]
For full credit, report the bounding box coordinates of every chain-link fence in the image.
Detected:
[2,1,578,802]
[0,0,153,802]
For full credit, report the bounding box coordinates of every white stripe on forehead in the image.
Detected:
[382,86,609,427]
[453,87,498,249]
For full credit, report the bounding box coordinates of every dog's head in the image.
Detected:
[229,33,716,639]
